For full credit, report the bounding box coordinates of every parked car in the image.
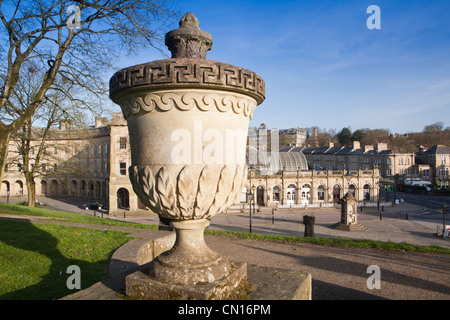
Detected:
[84,201,102,210]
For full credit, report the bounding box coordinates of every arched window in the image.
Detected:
[333,185,341,203]
[301,184,311,203]
[15,180,23,195]
[318,185,325,201]
[273,186,280,202]
[363,184,371,200]
[117,188,130,209]
[40,180,47,196]
[287,184,296,201]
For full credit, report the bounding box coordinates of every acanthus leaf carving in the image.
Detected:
[129,164,247,220]
[219,164,246,213]
[156,167,178,218]
[193,165,215,219]
[206,165,234,216]
[177,166,196,219]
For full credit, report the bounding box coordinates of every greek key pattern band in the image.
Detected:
[109,59,265,105]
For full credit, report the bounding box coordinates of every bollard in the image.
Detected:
[405,212,408,220]
[123,211,126,219]
[303,215,315,237]
[272,208,275,224]
[382,205,384,212]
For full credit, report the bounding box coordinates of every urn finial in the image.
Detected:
[165,12,213,59]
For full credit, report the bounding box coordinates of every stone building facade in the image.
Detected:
[279,140,449,188]
[415,145,450,188]
[240,167,380,208]
[1,113,142,212]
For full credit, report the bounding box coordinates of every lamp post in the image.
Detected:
[247,189,254,233]
[252,184,256,216]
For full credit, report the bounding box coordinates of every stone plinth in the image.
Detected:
[126,262,247,300]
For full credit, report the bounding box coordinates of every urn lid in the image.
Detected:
[165,12,213,59]
[109,12,265,105]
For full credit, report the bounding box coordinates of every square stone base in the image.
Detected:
[247,265,311,300]
[126,263,248,300]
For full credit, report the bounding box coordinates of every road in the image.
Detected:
[391,191,450,225]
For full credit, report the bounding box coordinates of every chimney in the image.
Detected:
[95,117,108,128]
[352,140,360,150]
[59,120,72,130]
[376,142,387,152]
[364,145,374,152]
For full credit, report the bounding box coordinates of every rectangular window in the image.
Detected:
[119,162,127,175]
[119,137,127,149]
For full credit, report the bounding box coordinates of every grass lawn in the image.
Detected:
[0,203,157,300]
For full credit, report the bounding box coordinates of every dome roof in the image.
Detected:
[247,149,309,174]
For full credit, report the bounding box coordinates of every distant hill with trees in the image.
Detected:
[309,122,450,152]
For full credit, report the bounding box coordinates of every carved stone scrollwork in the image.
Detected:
[129,164,247,220]
[119,91,257,119]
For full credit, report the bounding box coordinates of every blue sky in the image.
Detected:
[112,0,450,134]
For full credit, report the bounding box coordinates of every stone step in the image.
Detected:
[329,222,368,232]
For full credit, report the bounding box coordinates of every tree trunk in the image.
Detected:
[0,131,12,191]
[25,173,36,207]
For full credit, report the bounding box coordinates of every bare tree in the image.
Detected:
[0,0,176,189]
[9,65,96,206]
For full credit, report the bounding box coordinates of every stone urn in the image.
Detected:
[109,12,265,298]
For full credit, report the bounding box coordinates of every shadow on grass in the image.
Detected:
[0,219,121,300]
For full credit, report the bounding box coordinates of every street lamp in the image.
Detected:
[247,188,254,233]
[252,184,256,217]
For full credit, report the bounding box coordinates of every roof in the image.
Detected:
[255,151,309,174]
[424,145,450,155]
